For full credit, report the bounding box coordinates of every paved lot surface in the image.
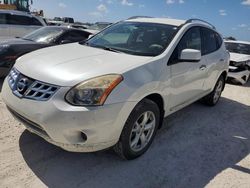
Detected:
[0,78,249,188]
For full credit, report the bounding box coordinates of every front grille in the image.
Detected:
[8,68,59,101]
[25,81,58,101]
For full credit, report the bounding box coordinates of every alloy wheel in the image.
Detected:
[129,111,156,152]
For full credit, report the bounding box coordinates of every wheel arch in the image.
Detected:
[220,71,228,90]
[144,93,165,129]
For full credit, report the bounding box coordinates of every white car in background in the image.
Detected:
[225,40,250,85]
[2,17,229,160]
[0,10,46,38]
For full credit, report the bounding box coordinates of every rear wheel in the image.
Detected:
[114,99,160,160]
[202,75,225,106]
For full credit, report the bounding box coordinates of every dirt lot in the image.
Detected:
[0,78,249,188]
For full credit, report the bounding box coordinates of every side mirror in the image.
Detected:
[179,49,201,62]
[60,40,72,44]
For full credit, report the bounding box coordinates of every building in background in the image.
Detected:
[0,0,31,12]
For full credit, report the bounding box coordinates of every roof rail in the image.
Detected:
[127,16,153,20]
[185,19,216,29]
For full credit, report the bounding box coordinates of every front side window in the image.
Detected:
[169,27,201,64]
[31,17,43,26]
[85,21,179,56]
[177,27,201,53]
[225,42,250,55]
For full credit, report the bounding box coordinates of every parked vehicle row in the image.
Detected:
[47,17,75,26]
[2,17,230,159]
[225,40,250,85]
[0,10,111,39]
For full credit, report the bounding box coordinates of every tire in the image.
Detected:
[114,98,160,160]
[202,75,225,106]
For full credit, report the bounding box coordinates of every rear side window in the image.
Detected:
[215,32,223,48]
[7,14,30,25]
[6,14,42,26]
[0,13,7,24]
[201,27,218,55]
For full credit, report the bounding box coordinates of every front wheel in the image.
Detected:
[202,75,225,106]
[114,99,160,160]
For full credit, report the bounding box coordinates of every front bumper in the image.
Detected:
[228,66,250,84]
[2,79,136,152]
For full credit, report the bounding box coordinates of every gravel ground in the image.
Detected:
[0,78,249,188]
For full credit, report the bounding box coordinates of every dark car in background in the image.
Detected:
[0,26,92,77]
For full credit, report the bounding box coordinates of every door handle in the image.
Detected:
[200,65,206,70]
[220,59,224,62]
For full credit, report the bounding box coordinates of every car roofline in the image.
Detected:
[224,40,250,45]
[124,17,216,30]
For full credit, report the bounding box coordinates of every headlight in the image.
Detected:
[230,61,247,67]
[65,74,123,106]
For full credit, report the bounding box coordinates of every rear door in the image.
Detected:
[200,27,226,91]
[168,27,207,110]
[0,13,10,37]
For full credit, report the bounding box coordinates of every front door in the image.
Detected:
[167,27,207,110]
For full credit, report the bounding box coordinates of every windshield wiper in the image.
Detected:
[80,42,124,53]
[100,46,123,53]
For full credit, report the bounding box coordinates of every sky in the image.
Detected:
[31,0,250,41]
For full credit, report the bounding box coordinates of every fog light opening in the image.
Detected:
[81,132,87,142]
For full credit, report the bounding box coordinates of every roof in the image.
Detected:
[224,40,250,45]
[125,17,186,26]
[0,10,33,17]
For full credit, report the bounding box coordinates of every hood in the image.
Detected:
[229,52,250,62]
[0,37,36,45]
[15,43,152,86]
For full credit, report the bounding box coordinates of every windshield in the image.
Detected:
[23,27,65,43]
[225,42,250,55]
[85,21,179,56]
